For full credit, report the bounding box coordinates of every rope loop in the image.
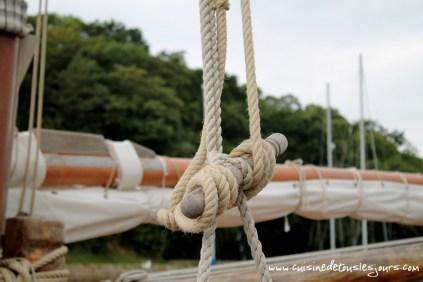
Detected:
[176,164,238,233]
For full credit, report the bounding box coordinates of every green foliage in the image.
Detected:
[18,14,423,261]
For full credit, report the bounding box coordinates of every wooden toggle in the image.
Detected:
[180,133,288,219]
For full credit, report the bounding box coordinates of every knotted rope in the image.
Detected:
[0,246,69,282]
[157,0,281,281]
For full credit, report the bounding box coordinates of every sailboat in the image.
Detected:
[1,0,423,281]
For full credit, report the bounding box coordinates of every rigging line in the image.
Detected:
[362,59,389,242]
[29,0,49,215]
[17,0,43,214]
[362,70,379,170]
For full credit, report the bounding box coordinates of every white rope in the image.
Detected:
[285,159,307,211]
[396,172,410,223]
[306,165,327,214]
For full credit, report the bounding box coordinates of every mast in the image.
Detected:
[326,83,336,250]
[0,0,31,253]
[359,53,368,246]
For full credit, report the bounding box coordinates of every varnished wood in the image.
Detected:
[0,33,19,233]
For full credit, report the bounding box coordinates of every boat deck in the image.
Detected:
[145,237,423,282]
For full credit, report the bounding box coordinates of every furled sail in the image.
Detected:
[7,130,423,243]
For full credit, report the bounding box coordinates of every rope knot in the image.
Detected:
[230,138,276,199]
[158,163,238,233]
[157,137,279,234]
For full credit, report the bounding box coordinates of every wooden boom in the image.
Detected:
[41,156,423,189]
[34,129,423,189]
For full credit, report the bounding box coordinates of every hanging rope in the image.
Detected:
[18,0,49,215]
[29,0,49,215]
[18,0,43,215]
[157,0,287,281]
[0,246,69,282]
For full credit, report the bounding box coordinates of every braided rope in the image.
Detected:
[157,0,275,281]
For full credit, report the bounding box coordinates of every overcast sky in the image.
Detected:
[27,0,423,156]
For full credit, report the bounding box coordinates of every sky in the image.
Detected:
[27,0,423,156]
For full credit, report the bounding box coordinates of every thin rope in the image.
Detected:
[285,159,306,211]
[349,168,364,215]
[396,172,410,223]
[362,69,379,170]
[29,0,49,215]
[306,165,327,213]
[18,0,43,215]
[103,161,117,199]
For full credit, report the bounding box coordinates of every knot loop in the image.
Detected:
[157,138,276,233]
[158,163,237,233]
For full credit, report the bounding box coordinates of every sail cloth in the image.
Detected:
[9,131,47,189]
[6,179,423,243]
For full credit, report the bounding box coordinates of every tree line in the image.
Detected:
[17,15,423,261]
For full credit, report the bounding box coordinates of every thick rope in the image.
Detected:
[0,246,69,282]
[157,0,274,281]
